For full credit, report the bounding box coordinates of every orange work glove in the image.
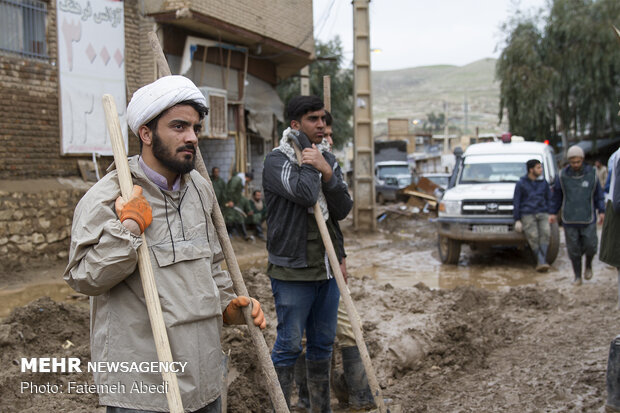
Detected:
[223,296,266,329]
[115,185,153,234]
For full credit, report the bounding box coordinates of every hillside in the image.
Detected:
[372,58,508,136]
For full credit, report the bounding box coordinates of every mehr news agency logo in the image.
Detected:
[19,357,187,395]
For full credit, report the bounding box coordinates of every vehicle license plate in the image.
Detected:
[472,225,509,233]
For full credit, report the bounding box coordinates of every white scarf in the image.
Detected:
[275,127,330,220]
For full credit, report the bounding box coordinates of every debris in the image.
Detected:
[398,176,441,211]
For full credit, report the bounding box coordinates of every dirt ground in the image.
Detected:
[1,207,619,412]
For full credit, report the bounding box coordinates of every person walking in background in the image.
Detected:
[600,146,620,306]
[605,148,619,201]
[551,145,605,286]
[513,159,553,272]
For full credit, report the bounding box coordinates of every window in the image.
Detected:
[0,0,47,59]
[460,162,525,184]
[198,87,228,138]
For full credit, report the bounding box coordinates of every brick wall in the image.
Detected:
[159,0,314,54]
[0,0,69,179]
[0,1,147,180]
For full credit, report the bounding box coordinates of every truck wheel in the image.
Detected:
[546,221,560,264]
[438,234,461,264]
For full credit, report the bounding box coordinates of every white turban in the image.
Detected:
[567,145,585,159]
[127,75,207,135]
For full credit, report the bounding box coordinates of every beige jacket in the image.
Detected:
[64,156,236,411]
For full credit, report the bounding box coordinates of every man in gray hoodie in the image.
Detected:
[65,76,265,413]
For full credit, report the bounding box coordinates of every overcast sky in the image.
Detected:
[313,0,549,71]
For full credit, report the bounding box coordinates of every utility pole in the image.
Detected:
[300,66,310,96]
[464,93,469,134]
[352,0,375,231]
[443,101,449,154]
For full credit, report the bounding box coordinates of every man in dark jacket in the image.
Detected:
[551,145,605,285]
[293,110,375,411]
[263,95,353,411]
[513,159,553,272]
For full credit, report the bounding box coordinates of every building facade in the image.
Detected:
[0,0,313,266]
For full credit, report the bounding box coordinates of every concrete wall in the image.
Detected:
[199,138,236,182]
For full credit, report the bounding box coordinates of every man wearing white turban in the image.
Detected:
[65,76,266,412]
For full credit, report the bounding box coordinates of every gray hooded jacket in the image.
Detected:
[64,156,236,411]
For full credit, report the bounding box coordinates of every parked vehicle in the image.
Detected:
[435,141,560,265]
[375,161,411,204]
[422,173,450,189]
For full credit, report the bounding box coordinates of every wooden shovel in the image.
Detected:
[102,95,183,413]
[145,32,290,413]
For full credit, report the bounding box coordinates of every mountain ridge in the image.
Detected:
[371,57,507,136]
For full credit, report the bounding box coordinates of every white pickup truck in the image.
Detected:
[436,141,560,264]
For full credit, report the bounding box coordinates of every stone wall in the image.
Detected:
[0,179,90,271]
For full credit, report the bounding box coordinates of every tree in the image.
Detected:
[277,37,353,149]
[497,0,620,157]
[423,112,445,132]
[496,20,555,141]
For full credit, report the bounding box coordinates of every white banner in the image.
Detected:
[57,0,127,155]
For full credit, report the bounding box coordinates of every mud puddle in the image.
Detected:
[346,217,573,291]
[0,238,268,320]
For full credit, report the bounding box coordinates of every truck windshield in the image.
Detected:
[460,162,526,184]
[377,165,410,179]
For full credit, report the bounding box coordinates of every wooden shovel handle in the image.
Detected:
[291,142,387,412]
[102,95,183,413]
[146,31,290,413]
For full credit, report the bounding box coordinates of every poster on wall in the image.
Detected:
[57,0,127,155]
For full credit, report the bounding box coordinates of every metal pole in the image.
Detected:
[300,66,310,96]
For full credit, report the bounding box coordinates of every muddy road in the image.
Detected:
[1,209,619,412]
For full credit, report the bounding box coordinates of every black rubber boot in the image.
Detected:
[306,358,332,413]
[570,257,582,285]
[584,254,594,280]
[274,365,295,409]
[607,335,620,411]
[294,353,310,410]
[341,346,375,410]
[330,367,349,406]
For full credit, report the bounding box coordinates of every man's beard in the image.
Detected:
[152,131,196,175]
